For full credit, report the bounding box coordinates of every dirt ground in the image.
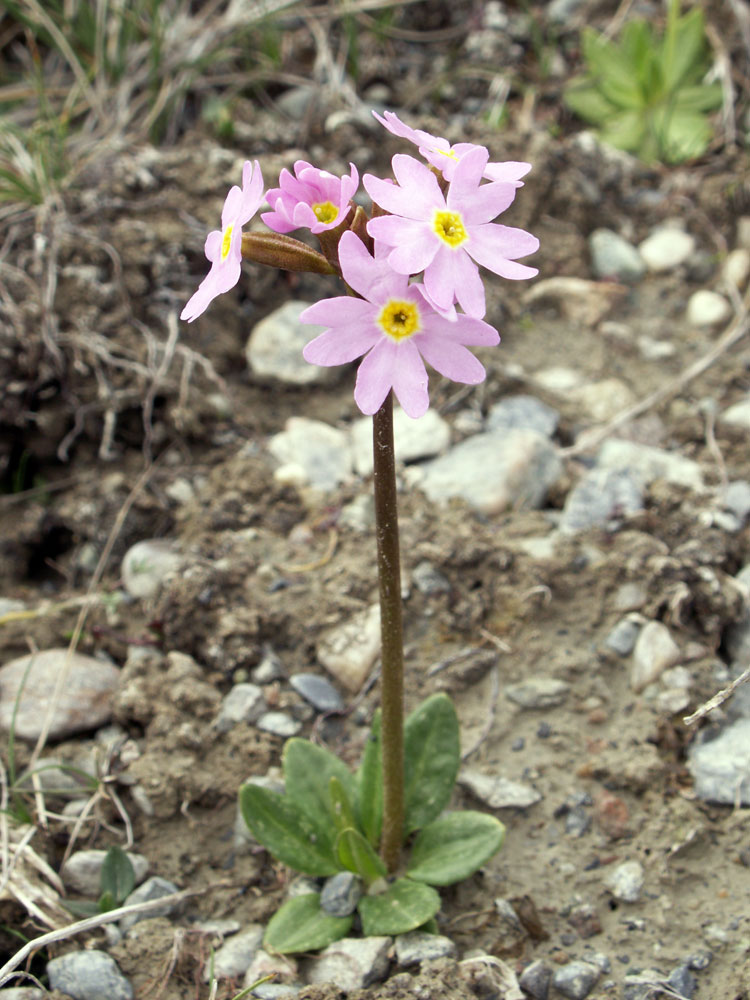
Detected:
[1,1,750,998]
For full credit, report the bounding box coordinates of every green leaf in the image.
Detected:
[239,784,339,876]
[356,709,382,847]
[329,776,357,834]
[283,739,357,853]
[672,83,723,113]
[581,29,643,110]
[264,894,352,954]
[100,846,135,905]
[407,811,506,886]
[598,110,646,154]
[358,878,441,936]
[564,80,618,126]
[662,5,708,91]
[336,827,387,884]
[657,108,714,163]
[403,694,460,834]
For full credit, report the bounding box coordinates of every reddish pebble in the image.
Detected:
[588,707,607,724]
[595,790,629,839]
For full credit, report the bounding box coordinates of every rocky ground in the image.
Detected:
[1,1,750,999]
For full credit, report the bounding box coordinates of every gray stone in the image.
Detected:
[120,876,180,931]
[413,428,562,515]
[320,872,362,917]
[215,683,266,732]
[412,561,451,595]
[61,849,149,896]
[252,648,286,684]
[572,378,636,423]
[622,971,666,1000]
[305,936,391,991]
[604,859,644,902]
[722,397,750,430]
[246,301,337,387]
[121,539,182,599]
[552,960,600,999]
[525,277,625,326]
[506,676,569,709]
[667,964,697,997]
[316,603,381,692]
[350,407,450,476]
[638,228,695,272]
[603,617,641,657]
[688,718,750,804]
[205,924,264,981]
[0,649,120,742]
[559,466,643,535]
[256,711,302,737]
[0,990,45,999]
[289,673,343,713]
[394,930,457,966]
[0,598,26,617]
[722,481,750,522]
[249,985,301,999]
[519,958,552,1000]
[268,417,352,490]
[686,289,731,327]
[630,621,681,693]
[597,439,705,492]
[589,228,645,282]
[486,394,559,437]
[47,950,133,1000]
[459,768,542,809]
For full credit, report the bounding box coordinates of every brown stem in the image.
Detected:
[372,391,405,873]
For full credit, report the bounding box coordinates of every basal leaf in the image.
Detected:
[598,110,646,154]
[563,80,618,126]
[356,709,382,847]
[407,811,506,886]
[662,5,708,91]
[672,83,723,113]
[657,108,713,163]
[329,776,357,833]
[283,738,357,852]
[581,29,642,109]
[264,894,352,954]
[336,827,387,884]
[100,845,135,905]
[403,693,459,834]
[358,879,441,936]
[239,784,339,876]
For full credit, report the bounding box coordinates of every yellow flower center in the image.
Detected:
[221,224,234,260]
[433,146,459,162]
[377,299,420,341]
[312,201,338,224]
[433,209,467,248]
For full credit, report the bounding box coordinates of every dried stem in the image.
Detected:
[372,392,404,873]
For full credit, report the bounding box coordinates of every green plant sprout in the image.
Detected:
[563,0,722,164]
[65,846,136,918]
[180,111,539,953]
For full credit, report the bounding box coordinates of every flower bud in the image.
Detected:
[241,232,337,274]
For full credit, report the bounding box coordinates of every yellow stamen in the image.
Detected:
[221,224,234,260]
[433,209,467,248]
[377,299,420,341]
[434,146,459,162]
[312,201,338,225]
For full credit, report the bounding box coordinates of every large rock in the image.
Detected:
[246,300,338,386]
[0,650,120,741]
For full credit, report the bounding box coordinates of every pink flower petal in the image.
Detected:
[482,160,531,184]
[457,180,518,225]
[386,234,439,276]
[419,310,500,347]
[338,231,407,302]
[423,246,461,311]
[391,340,430,418]
[467,224,540,279]
[416,333,487,384]
[303,323,380,366]
[364,159,441,219]
[451,249,486,318]
[300,295,373,326]
[447,145,488,202]
[354,340,398,415]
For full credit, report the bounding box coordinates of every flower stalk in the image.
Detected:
[372,391,405,873]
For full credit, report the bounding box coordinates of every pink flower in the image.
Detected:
[181,160,264,323]
[364,148,539,319]
[373,109,531,185]
[262,160,359,234]
[301,231,499,419]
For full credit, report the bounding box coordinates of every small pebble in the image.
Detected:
[120,876,180,932]
[459,768,542,809]
[638,227,695,272]
[687,718,750,804]
[506,676,569,709]
[305,936,391,991]
[686,289,732,327]
[589,228,645,282]
[256,711,302,738]
[630,621,681,693]
[121,539,182,599]
[47,950,133,1000]
[246,300,338,387]
[552,959,600,999]
[316,603,381,692]
[567,903,602,939]
[603,617,641,657]
[289,673,343,713]
[206,925,264,982]
[604,860,644,902]
[519,958,552,1000]
[486,394,559,437]
[394,930,457,966]
[667,964,697,997]
[412,561,451,595]
[320,872,362,917]
[215,683,265,732]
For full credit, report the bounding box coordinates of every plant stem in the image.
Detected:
[372,390,404,874]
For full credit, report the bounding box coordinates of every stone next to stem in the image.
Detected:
[180,111,539,944]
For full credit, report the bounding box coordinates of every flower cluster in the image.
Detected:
[181,112,539,418]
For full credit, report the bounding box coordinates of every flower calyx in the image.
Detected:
[240,232,337,275]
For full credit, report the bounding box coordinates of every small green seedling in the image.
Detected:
[240,694,505,953]
[65,846,135,918]
[564,0,722,163]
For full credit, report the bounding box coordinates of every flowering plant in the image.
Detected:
[182,111,539,952]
